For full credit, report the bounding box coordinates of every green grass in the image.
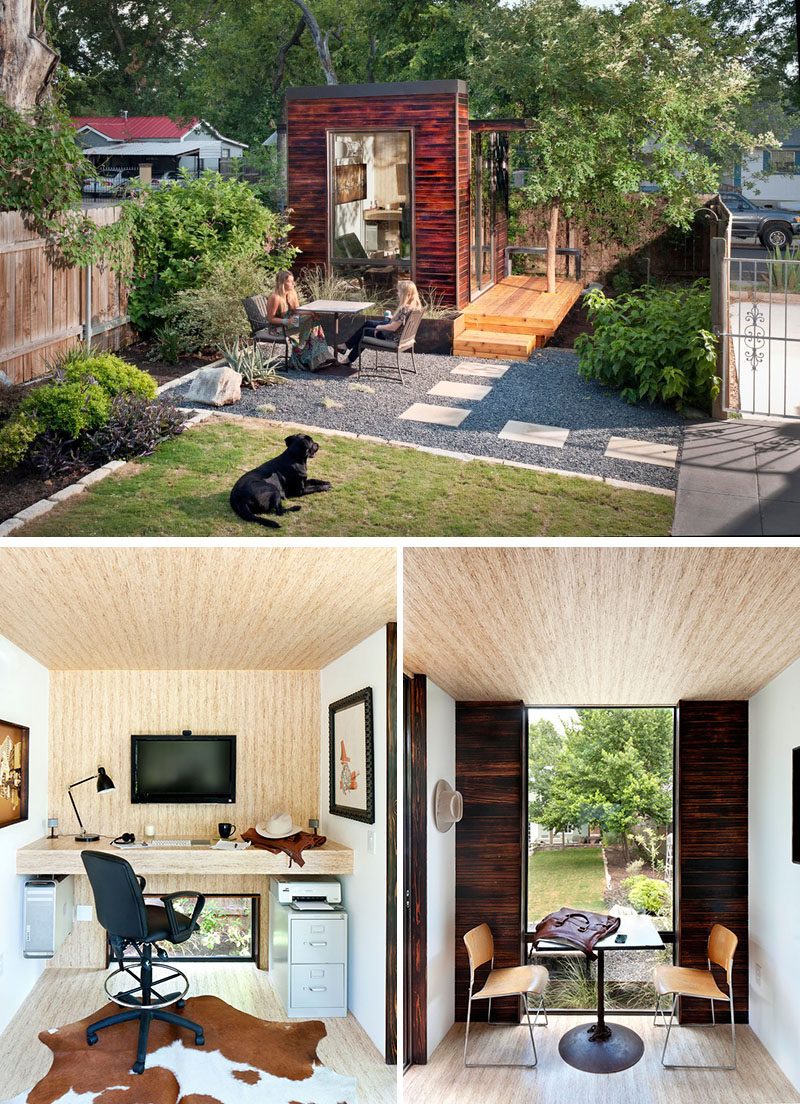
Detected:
[21,418,674,537]
[529,846,607,921]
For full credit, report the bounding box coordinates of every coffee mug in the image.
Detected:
[218,822,237,839]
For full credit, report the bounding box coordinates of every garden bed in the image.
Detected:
[118,341,218,387]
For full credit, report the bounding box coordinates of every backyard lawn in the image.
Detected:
[529,847,607,922]
[19,417,674,537]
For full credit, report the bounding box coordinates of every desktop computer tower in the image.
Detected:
[23,875,73,958]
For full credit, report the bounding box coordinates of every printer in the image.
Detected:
[269,876,347,1017]
[273,876,342,909]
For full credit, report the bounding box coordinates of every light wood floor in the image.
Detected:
[0,964,396,1104]
[404,1016,800,1104]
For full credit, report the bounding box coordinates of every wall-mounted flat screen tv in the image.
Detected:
[131,732,236,804]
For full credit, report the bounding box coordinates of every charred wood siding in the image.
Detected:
[456,94,471,307]
[455,701,525,1023]
[677,700,748,1024]
[287,94,460,305]
[407,674,428,1061]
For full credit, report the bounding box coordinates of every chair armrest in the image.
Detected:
[137,875,147,892]
[160,891,206,942]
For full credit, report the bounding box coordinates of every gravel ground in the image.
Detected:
[169,349,688,489]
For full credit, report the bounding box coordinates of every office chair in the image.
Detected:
[463,922,549,1068]
[81,850,206,1074]
[653,922,738,1070]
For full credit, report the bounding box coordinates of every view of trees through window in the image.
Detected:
[119,896,256,961]
[527,708,674,1011]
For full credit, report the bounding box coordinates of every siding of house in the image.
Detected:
[739,151,800,206]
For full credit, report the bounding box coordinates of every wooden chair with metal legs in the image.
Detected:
[652,923,738,1070]
[463,923,549,1069]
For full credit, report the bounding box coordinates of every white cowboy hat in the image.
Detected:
[256,812,303,839]
[432,779,463,833]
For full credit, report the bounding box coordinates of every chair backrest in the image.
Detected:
[708,923,738,985]
[464,923,494,973]
[242,294,272,334]
[335,233,369,259]
[82,851,149,941]
[397,308,424,349]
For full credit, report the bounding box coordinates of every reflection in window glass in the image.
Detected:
[331,131,411,293]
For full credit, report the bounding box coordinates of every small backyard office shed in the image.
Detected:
[285,79,583,358]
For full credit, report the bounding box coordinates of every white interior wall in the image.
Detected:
[0,635,49,1037]
[426,678,456,1057]
[319,626,388,1058]
[749,657,800,1093]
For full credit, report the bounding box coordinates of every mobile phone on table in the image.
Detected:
[615,933,627,943]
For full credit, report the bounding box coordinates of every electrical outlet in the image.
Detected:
[755,963,762,985]
[367,829,376,855]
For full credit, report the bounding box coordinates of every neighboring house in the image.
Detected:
[71,115,247,175]
[728,127,800,208]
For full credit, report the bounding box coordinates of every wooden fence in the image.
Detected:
[0,206,134,384]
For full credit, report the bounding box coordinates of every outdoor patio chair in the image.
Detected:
[357,308,423,385]
[652,922,738,1070]
[242,295,291,369]
[463,922,549,1069]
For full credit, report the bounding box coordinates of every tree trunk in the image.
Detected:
[561,830,565,848]
[545,204,559,294]
[0,0,59,109]
[287,0,339,84]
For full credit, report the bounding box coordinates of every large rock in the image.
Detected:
[185,365,242,407]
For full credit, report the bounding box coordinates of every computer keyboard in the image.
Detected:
[148,839,211,847]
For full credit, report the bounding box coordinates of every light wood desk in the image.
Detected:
[17,837,354,969]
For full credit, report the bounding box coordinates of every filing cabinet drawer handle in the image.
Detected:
[307,941,327,947]
[306,986,328,992]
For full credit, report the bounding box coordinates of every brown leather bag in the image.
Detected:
[531,907,620,958]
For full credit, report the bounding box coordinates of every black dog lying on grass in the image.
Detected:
[229,433,332,528]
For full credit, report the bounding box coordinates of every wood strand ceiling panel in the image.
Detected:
[404,547,800,704]
[0,547,396,670]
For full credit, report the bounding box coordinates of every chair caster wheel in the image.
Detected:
[132,1061,145,1075]
[195,1034,205,1046]
[87,1033,98,1046]
[177,999,185,1009]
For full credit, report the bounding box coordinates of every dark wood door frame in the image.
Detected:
[405,673,428,1065]
[385,623,397,1064]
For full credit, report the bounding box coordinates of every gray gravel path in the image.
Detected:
[170,349,688,489]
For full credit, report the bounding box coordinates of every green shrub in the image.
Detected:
[64,353,157,401]
[128,172,297,334]
[0,412,41,469]
[575,281,719,411]
[21,379,111,437]
[622,874,670,914]
[170,253,272,352]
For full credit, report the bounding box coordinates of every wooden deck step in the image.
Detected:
[452,329,537,360]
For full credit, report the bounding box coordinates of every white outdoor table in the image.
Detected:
[536,912,663,1073]
[296,300,375,346]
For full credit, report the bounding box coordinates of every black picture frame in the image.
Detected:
[793,746,800,864]
[329,687,374,824]
[0,717,29,830]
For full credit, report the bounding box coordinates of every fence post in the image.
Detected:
[710,236,726,420]
[84,263,92,349]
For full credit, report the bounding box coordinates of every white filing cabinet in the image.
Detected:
[269,877,347,1017]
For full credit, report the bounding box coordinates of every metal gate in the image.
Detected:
[721,252,800,418]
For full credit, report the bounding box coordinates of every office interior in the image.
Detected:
[403,546,800,1104]
[0,545,397,1103]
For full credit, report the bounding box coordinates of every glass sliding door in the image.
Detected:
[330,130,412,297]
[470,131,496,297]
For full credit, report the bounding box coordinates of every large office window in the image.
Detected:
[527,707,674,1012]
[330,131,412,294]
[114,895,257,963]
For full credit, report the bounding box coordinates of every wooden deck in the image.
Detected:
[453,275,584,360]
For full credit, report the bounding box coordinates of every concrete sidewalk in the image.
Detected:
[673,420,800,536]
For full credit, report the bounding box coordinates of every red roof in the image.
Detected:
[71,116,198,140]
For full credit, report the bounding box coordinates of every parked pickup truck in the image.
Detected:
[719,191,800,249]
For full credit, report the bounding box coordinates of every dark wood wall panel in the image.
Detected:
[385,623,397,1064]
[287,94,460,305]
[456,93,471,308]
[455,701,525,1023]
[407,674,428,1062]
[677,700,748,1024]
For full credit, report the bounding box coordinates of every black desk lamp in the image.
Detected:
[68,766,115,842]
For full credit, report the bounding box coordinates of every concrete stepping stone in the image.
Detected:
[499,419,570,449]
[428,380,492,401]
[605,436,678,469]
[398,403,471,427]
[452,362,509,379]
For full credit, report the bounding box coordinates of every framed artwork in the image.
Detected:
[335,163,367,205]
[793,746,799,864]
[0,718,28,830]
[329,687,374,823]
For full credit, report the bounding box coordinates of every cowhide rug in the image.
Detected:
[1,995,357,1104]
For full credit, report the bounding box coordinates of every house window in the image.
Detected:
[111,894,258,963]
[222,147,231,158]
[768,149,797,175]
[329,130,412,293]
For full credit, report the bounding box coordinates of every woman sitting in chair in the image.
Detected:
[267,270,327,371]
[340,280,421,364]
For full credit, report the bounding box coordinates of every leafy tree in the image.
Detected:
[528,718,563,828]
[535,709,673,859]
